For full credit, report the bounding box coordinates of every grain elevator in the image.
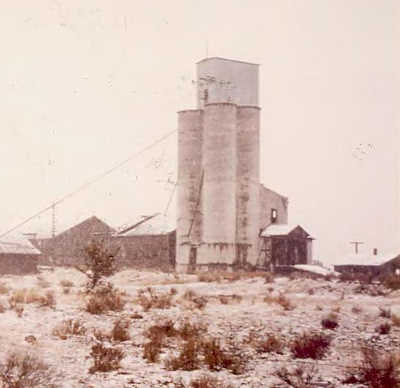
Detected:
[176,57,300,272]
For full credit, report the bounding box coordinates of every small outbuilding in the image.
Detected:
[0,238,41,274]
[258,224,314,271]
[334,251,400,277]
[33,216,115,266]
[114,214,176,271]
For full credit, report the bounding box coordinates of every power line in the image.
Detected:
[0,129,177,239]
[163,182,177,216]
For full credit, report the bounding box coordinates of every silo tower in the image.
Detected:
[176,57,261,272]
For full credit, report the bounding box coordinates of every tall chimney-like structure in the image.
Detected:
[176,57,260,272]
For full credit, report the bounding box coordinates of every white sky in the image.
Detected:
[0,0,398,263]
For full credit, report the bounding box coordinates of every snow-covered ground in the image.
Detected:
[0,268,399,387]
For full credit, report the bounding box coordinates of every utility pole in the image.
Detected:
[350,241,364,254]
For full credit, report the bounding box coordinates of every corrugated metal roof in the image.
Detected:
[118,214,176,237]
[334,251,400,267]
[0,238,41,255]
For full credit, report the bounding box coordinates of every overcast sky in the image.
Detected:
[0,0,398,263]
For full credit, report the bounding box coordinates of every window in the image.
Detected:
[271,208,277,223]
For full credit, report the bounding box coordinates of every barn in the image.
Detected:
[0,238,41,274]
[33,216,115,266]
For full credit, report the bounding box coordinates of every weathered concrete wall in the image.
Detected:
[259,185,288,230]
[236,106,260,266]
[202,103,237,265]
[197,58,259,109]
[176,110,203,271]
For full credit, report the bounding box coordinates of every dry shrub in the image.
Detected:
[93,328,111,343]
[352,306,363,314]
[0,352,52,387]
[143,338,162,363]
[0,282,10,295]
[111,319,130,342]
[145,320,177,340]
[392,314,400,327]
[170,287,178,295]
[9,288,54,308]
[176,321,206,341]
[183,289,196,300]
[264,293,295,311]
[379,307,391,319]
[255,334,284,354]
[9,289,27,306]
[36,276,51,289]
[0,303,5,314]
[86,283,125,314]
[332,306,341,313]
[375,322,391,335]
[325,273,335,282]
[197,272,222,283]
[59,280,74,288]
[382,274,400,291]
[25,289,43,304]
[15,305,24,318]
[263,272,275,283]
[181,289,207,310]
[275,364,318,388]
[89,342,124,373]
[137,287,173,312]
[188,373,234,388]
[290,332,332,360]
[39,290,56,308]
[202,338,244,374]
[62,287,70,295]
[218,294,242,305]
[345,346,400,387]
[165,338,201,371]
[52,319,86,339]
[131,312,143,319]
[321,313,339,330]
[143,320,177,363]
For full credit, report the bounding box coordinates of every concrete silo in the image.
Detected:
[199,103,238,266]
[176,57,261,272]
[236,106,261,266]
[176,109,203,272]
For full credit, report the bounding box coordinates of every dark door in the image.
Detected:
[189,247,197,272]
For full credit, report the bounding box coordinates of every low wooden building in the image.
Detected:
[258,224,314,271]
[334,251,400,277]
[114,214,175,271]
[33,216,115,266]
[0,238,41,274]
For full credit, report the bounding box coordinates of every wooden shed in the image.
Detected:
[114,214,176,271]
[258,224,314,271]
[334,251,400,277]
[0,238,41,274]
